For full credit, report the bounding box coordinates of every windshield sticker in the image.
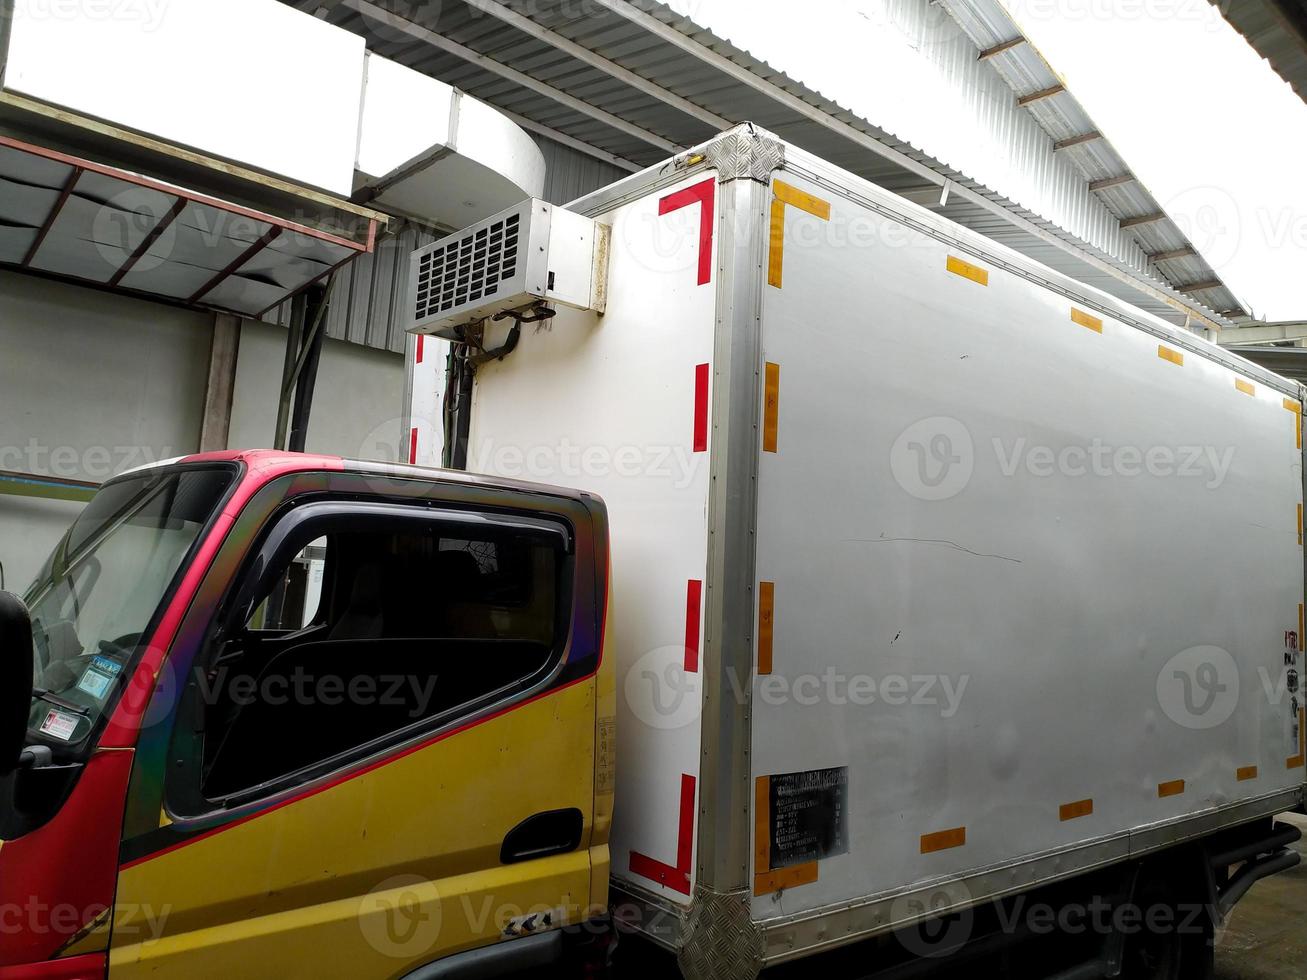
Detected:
[39,708,79,741]
[90,655,123,676]
[77,668,116,700]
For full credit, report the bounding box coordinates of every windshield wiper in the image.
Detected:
[31,688,90,715]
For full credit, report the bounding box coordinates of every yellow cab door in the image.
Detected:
[109,474,612,979]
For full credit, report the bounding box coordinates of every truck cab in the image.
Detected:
[0,450,614,978]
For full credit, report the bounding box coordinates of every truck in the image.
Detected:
[0,124,1302,980]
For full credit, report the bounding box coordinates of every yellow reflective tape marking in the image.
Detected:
[754,861,818,896]
[946,255,988,286]
[1070,308,1102,333]
[757,581,775,675]
[763,362,780,453]
[1157,345,1184,366]
[1157,779,1186,798]
[1298,504,1302,547]
[1235,378,1255,396]
[1284,398,1302,449]
[1236,766,1258,781]
[767,180,830,288]
[921,826,966,853]
[1059,799,1093,821]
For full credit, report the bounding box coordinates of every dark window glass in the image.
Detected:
[199,515,568,801]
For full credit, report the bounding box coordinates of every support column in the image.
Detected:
[199,313,241,452]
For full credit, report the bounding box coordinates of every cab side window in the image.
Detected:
[197,512,569,803]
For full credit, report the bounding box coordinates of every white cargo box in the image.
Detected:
[428,125,1307,978]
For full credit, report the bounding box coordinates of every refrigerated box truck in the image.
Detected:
[0,124,1301,980]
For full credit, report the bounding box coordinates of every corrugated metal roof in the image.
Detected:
[1213,0,1307,105]
[282,0,1245,344]
[939,0,1245,319]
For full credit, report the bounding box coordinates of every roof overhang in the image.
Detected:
[0,92,386,317]
[298,0,1243,333]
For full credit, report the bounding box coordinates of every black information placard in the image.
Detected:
[768,766,849,869]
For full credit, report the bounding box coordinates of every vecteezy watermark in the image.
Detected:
[890,417,975,501]
[195,667,438,719]
[358,875,443,959]
[469,438,704,490]
[623,648,969,731]
[0,899,170,941]
[14,0,169,31]
[1157,645,1240,730]
[890,417,1236,500]
[0,442,177,481]
[889,879,975,959]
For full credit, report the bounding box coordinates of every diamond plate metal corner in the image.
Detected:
[677,887,763,980]
[700,124,786,184]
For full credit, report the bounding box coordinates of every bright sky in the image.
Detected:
[669,0,1307,322]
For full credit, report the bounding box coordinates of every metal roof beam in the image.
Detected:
[1148,246,1198,262]
[461,0,733,132]
[108,197,186,287]
[188,226,283,305]
[1120,211,1166,228]
[589,0,947,189]
[1016,84,1064,107]
[978,36,1026,60]
[1174,278,1223,293]
[1088,174,1135,191]
[590,4,1225,331]
[21,165,81,267]
[1053,131,1102,150]
[345,0,681,154]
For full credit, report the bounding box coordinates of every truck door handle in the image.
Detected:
[500,808,584,864]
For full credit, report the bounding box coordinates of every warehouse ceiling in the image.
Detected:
[286,0,1246,333]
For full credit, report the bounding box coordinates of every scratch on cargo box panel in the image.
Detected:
[859,536,1023,564]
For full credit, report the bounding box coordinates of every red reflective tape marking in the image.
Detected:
[684,579,702,673]
[409,427,419,464]
[416,334,425,363]
[628,773,696,895]
[658,178,715,285]
[693,363,710,452]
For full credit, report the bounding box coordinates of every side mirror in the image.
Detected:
[0,592,34,776]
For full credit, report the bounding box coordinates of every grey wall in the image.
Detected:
[0,270,406,593]
[0,269,212,590]
[228,317,405,462]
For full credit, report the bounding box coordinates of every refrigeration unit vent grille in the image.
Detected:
[414,212,521,320]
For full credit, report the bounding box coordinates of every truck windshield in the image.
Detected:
[23,466,234,749]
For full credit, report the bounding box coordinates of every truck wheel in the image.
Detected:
[1119,883,1213,980]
